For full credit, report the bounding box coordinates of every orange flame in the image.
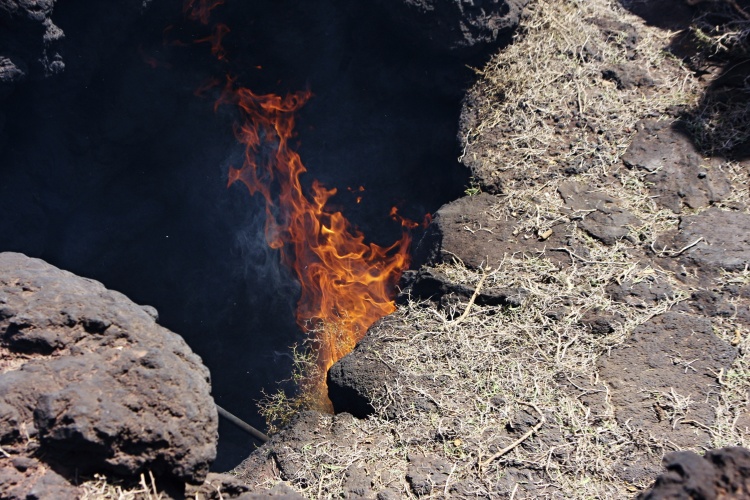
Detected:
[219,78,411,377]
[181,0,413,407]
[194,23,230,61]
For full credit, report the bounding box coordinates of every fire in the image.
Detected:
[180,1,414,404]
[195,24,230,61]
[219,80,412,375]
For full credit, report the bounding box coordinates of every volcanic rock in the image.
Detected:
[0,0,63,86]
[601,62,656,90]
[371,0,529,55]
[0,0,155,91]
[674,288,738,319]
[413,193,573,270]
[406,453,452,496]
[327,316,439,421]
[622,119,731,213]
[638,447,750,499]
[399,266,527,309]
[557,180,641,245]
[0,252,218,497]
[597,312,736,450]
[234,412,364,498]
[606,275,676,309]
[654,208,750,276]
[327,321,403,419]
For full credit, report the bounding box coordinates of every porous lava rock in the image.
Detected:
[654,208,750,277]
[327,316,438,421]
[413,193,574,270]
[372,0,529,55]
[0,252,218,498]
[597,312,736,450]
[557,180,641,246]
[0,0,155,88]
[622,119,731,213]
[398,266,528,310]
[638,447,750,499]
[0,0,154,145]
[234,412,362,498]
[0,0,64,86]
[328,318,409,420]
[406,453,453,496]
[327,332,395,419]
[605,274,676,309]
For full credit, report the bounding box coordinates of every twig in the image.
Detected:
[148,471,161,499]
[443,463,457,497]
[480,402,546,468]
[451,271,488,325]
[551,247,593,264]
[0,445,10,458]
[441,250,466,267]
[650,237,704,258]
[680,419,717,436]
[510,483,520,500]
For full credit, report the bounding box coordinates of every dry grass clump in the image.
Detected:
[258,344,331,434]
[78,472,163,500]
[258,321,360,434]
[461,0,700,192]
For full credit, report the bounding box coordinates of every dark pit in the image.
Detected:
[0,0,504,470]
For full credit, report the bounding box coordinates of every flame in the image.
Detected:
[180,0,413,407]
[195,23,230,61]
[219,79,411,378]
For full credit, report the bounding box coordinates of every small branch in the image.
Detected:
[680,419,715,435]
[480,402,545,468]
[441,250,466,267]
[650,237,704,258]
[551,247,594,264]
[451,271,488,325]
[443,463,457,497]
[510,483,519,500]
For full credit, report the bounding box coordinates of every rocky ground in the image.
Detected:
[233,0,750,498]
[3,0,750,498]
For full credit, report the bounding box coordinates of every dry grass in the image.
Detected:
[460,0,701,193]
[679,9,750,156]
[78,472,163,500]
